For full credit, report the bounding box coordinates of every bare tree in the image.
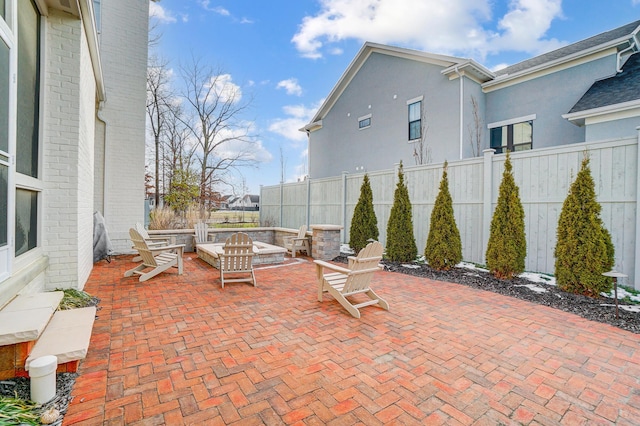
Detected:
[146,55,174,206]
[162,103,195,200]
[178,58,257,205]
[467,95,483,157]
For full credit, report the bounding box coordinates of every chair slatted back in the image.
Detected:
[221,232,254,273]
[297,225,307,239]
[135,222,152,240]
[130,228,157,267]
[194,222,209,244]
[342,241,383,295]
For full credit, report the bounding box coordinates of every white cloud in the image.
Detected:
[149,2,177,23]
[292,0,565,60]
[268,102,322,143]
[276,78,303,96]
[204,74,243,104]
[199,1,230,16]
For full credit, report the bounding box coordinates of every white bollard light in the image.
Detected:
[29,355,58,404]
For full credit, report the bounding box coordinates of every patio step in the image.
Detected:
[25,306,97,371]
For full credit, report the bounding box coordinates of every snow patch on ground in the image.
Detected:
[601,287,640,302]
[519,272,556,286]
[340,244,355,255]
[600,304,640,313]
[401,264,421,269]
[514,284,548,293]
[457,262,489,273]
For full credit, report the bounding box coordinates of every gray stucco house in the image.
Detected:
[303,20,640,178]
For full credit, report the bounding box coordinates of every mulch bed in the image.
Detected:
[334,255,640,334]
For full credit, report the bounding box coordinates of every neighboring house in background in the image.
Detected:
[303,20,640,178]
[241,194,260,211]
[0,0,148,307]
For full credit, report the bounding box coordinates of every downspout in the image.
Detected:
[455,66,464,159]
[617,30,640,73]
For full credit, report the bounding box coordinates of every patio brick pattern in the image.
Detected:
[64,253,640,425]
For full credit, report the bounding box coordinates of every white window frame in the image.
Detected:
[358,113,371,130]
[0,0,16,282]
[487,114,536,130]
[407,96,423,142]
[0,0,45,281]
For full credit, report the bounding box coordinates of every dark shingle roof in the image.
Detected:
[495,20,640,77]
[569,52,640,113]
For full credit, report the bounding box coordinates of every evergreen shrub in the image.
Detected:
[554,155,614,296]
[485,152,527,279]
[385,162,417,262]
[424,161,462,270]
[349,174,379,253]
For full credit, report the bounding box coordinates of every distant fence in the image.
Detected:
[261,136,640,287]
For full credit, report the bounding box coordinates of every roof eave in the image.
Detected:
[563,98,640,124]
[484,37,632,89]
[309,42,463,124]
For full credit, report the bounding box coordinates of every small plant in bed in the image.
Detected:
[56,288,100,310]
[0,395,40,425]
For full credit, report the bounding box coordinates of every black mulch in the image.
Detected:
[333,255,640,334]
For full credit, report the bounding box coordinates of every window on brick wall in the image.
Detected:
[0,0,43,282]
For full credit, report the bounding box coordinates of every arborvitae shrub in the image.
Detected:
[349,174,379,253]
[424,161,462,270]
[485,152,527,279]
[385,162,417,262]
[554,155,614,296]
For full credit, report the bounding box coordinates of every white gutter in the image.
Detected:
[77,0,106,101]
[483,36,631,89]
[617,30,640,72]
[454,66,463,159]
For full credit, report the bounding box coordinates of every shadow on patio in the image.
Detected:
[64,253,640,425]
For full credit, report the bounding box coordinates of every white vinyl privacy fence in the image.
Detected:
[261,136,640,288]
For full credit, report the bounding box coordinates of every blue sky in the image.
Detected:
[148,0,640,195]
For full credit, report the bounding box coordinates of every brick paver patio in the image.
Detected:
[64,253,640,425]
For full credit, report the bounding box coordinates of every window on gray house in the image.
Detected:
[408,100,421,140]
[358,116,371,129]
[490,121,532,154]
[0,0,5,20]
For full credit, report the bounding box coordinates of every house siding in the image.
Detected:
[485,55,616,149]
[586,116,640,141]
[97,0,149,253]
[309,53,461,178]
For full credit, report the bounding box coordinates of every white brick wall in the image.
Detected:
[77,22,96,287]
[43,10,84,288]
[97,0,149,253]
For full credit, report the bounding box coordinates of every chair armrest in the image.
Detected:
[314,260,351,275]
[292,237,309,242]
[149,244,185,254]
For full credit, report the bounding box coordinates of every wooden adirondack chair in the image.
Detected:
[125,228,185,282]
[314,241,388,318]
[219,232,256,288]
[193,222,209,245]
[283,225,310,257]
[133,223,173,262]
